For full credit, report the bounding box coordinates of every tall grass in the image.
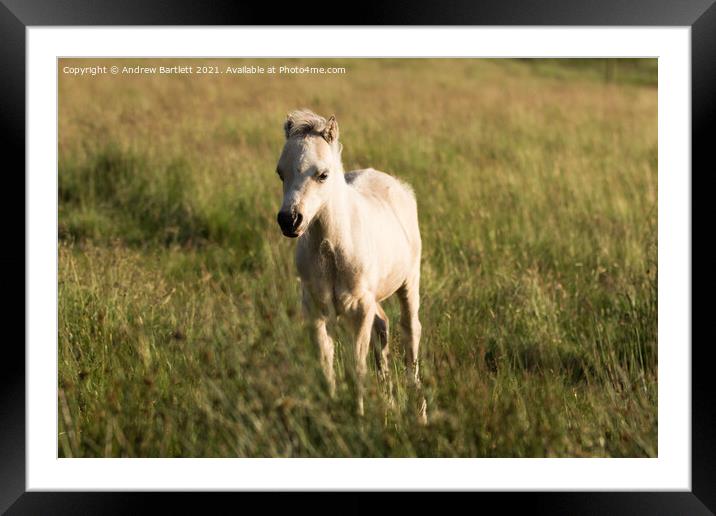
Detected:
[58,58,657,457]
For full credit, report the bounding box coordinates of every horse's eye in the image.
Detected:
[317,171,329,182]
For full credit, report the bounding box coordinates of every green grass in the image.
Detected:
[58,58,657,457]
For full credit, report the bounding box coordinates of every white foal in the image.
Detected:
[275,109,425,420]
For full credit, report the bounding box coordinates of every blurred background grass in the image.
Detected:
[58,58,657,457]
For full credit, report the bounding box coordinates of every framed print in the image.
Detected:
[3,0,713,513]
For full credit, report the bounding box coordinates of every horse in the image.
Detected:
[274,109,425,421]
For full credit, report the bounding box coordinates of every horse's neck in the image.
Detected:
[310,180,355,254]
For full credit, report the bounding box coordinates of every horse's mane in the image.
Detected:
[284,109,328,139]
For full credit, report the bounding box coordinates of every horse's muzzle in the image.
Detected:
[277,210,303,238]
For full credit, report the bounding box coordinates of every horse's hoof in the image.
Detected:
[417,398,428,425]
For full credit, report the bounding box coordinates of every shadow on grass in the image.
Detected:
[59,144,267,271]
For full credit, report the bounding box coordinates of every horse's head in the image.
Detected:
[275,109,342,238]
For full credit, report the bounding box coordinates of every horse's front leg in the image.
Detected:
[311,317,335,397]
[303,289,335,397]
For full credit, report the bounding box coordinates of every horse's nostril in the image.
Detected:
[277,211,292,230]
[278,210,302,234]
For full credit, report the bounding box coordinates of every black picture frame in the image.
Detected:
[2,0,712,513]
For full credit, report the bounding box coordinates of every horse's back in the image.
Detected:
[345,168,417,212]
[345,168,421,258]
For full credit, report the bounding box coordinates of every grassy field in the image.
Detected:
[58,58,657,457]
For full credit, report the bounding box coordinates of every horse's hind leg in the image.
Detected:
[398,274,422,383]
[372,303,390,380]
[349,294,377,416]
[397,271,426,424]
[372,303,394,406]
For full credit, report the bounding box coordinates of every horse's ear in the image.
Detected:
[323,115,339,143]
[283,113,294,139]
